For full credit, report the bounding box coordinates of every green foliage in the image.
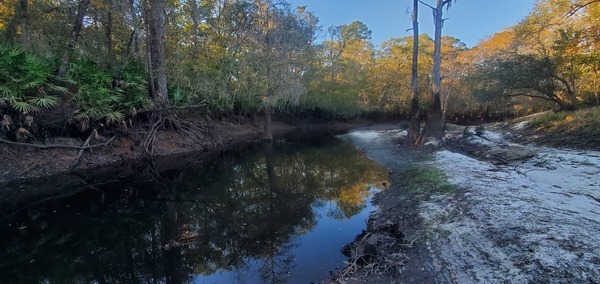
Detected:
[526,107,600,149]
[527,112,570,129]
[403,165,455,193]
[70,58,149,130]
[302,90,361,118]
[118,61,152,114]
[0,45,64,114]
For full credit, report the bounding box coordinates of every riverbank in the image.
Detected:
[0,116,364,183]
[332,121,600,283]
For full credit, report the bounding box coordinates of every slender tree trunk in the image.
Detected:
[264,105,273,141]
[423,0,445,140]
[129,0,141,59]
[188,0,200,46]
[331,61,335,85]
[405,0,420,146]
[58,0,91,79]
[19,0,30,48]
[144,0,169,107]
[105,0,114,66]
[256,0,273,141]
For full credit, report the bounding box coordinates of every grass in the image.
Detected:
[525,107,600,150]
[403,164,455,194]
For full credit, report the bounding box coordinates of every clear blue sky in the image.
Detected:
[288,0,536,48]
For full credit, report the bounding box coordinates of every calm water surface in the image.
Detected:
[0,133,389,283]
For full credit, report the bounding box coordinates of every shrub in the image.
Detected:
[69,58,149,131]
[0,46,65,115]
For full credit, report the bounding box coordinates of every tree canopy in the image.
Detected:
[0,0,598,140]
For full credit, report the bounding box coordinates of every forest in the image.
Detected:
[1,1,600,283]
[0,0,598,147]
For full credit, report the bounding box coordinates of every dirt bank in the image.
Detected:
[0,116,371,224]
[0,116,366,183]
[332,123,600,283]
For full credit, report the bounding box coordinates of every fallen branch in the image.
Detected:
[68,131,95,172]
[0,136,116,150]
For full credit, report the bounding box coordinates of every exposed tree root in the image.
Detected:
[332,231,407,283]
[143,111,224,155]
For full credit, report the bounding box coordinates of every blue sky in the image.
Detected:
[288,0,536,48]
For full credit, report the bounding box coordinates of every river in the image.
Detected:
[0,131,389,283]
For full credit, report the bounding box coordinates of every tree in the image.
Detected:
[405,0,420,146]
[308,21,373,118]
[420,0,457,141]
[470,54,578,110]
[143,0,169,107]
[58,0,91,79]
[252,1,316,140]
[325,21,371,85]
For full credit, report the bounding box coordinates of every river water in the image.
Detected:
[0,132,389,283]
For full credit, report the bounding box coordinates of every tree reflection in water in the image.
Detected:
[0,133,389,283]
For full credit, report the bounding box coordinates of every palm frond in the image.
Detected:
[29,96,60,109]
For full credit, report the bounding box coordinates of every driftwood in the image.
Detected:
[0,136,116,150]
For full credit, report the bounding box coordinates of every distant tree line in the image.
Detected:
[0,0,598,141]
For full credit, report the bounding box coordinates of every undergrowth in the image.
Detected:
[526,107,600,149]
[402,164,455,194]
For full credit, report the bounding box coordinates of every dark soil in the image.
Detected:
[0,115,367,183]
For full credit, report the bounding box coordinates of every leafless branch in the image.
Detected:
[69,131,95,171]
[418,0,435,11]
[0,136,116,150]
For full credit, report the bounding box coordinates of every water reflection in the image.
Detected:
[0,133,389,283]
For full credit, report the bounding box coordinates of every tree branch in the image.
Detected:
[567,0,600,17]
[504,91,563,106]
[418,0,435,11]
[0,136,116,150]
[69,131,95,171]
[551,75,575,98]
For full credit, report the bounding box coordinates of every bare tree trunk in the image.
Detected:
[144,0,169,107]
[405,0,420,146]
[58,0,91,79]
[423,0,446,140]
